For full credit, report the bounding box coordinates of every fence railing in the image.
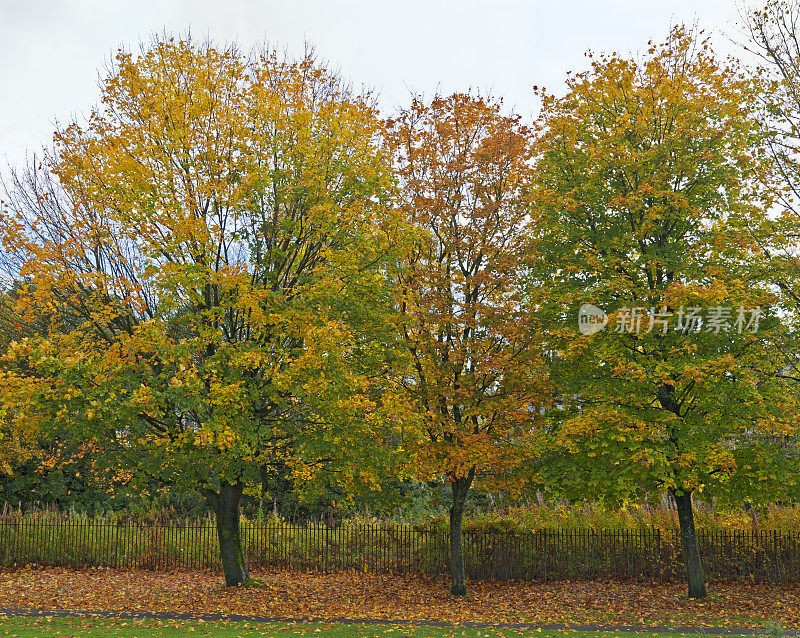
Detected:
[2,517,799,583]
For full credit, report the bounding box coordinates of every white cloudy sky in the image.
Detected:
[1,0,749,169]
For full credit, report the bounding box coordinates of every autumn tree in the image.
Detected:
[387,93,549,596]
[739,1,800,378]
[0,215,93,480]
[740,0,800,222]
[0,285,39,475]
[531,26,799,599]
[0,37,406,586]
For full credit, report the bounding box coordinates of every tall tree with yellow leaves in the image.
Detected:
[0,37,407,586]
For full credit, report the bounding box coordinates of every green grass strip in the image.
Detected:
[0,617,770,638]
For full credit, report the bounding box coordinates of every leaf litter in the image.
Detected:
[0,567,796,630]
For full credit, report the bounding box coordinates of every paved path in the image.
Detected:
[0,608,796,635]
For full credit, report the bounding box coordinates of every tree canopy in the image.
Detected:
[387,92,550,595]
[531,26,800,598]
[1,19,800,599]
[0,37,408,585]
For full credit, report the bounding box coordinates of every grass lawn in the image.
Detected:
[0,618,766,638]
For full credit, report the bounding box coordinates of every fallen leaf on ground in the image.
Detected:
[0,567,796,629]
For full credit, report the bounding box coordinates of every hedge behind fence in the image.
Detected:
[2,516,799,583]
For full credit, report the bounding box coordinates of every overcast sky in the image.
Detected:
[0,0,749,170]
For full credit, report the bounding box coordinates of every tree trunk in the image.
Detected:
[448,468,475,597]
[213,482,250,587]
[672,488,706,599]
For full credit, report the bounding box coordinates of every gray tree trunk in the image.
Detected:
[213,482,250,587]
[672,488,706,599]
[449,469,475,596]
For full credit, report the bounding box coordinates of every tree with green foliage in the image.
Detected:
[0,37,407,586]
[531,26,799,599]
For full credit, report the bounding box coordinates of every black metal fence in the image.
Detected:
[2,516,800,583]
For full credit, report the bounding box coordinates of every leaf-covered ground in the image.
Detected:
[0,567,797,630]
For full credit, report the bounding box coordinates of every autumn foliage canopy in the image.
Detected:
[2,20,800,599]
